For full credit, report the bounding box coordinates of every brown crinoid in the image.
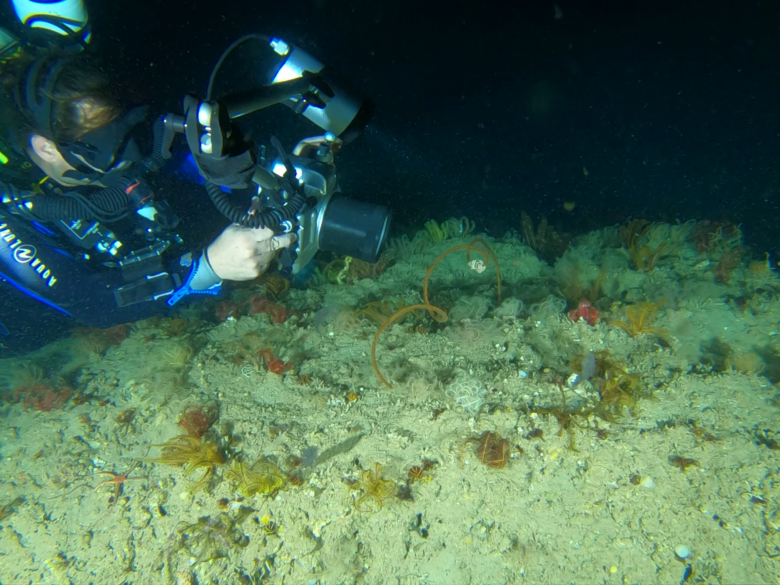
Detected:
[464,431,510,469]
[353,463,397,512]
[148,435,225,491]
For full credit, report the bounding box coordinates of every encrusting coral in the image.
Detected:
[371,238,501,388]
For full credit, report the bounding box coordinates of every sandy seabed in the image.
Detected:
[1,229,780,584]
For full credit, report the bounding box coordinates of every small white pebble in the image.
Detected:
[675,545,691,559]
[641,477,655,489]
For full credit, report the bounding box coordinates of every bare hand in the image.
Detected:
[206,224,296,281]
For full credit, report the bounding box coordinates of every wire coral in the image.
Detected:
[357,301,404,325]
[371,238,501,388]
[612,301,667,338]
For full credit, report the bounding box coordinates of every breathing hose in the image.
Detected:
[204,181,305,229]
[21,116,171,223]
[25,185,131,222]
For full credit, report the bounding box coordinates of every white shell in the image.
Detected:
[675,545,691,559]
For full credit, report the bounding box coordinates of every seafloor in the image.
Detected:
[1,219,779,584]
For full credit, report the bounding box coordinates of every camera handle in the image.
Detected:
[155,75,338,273]
[157,74,334,230]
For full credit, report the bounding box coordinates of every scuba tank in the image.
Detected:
[8,0,90,45]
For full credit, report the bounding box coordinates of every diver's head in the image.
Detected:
[27,89,119,186]
[4,54,145,186]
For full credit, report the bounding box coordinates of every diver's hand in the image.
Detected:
[206,224,296,281]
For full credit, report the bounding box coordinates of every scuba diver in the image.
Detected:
[0,0,390,353]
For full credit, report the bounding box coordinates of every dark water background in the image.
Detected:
[0,0,778,350]
[76,0,777,251]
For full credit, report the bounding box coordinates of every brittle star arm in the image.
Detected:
[94,464,147,501]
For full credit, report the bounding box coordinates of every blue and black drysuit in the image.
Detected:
[0,169,223,353]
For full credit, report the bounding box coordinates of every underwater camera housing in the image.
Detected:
[160,34,390,275]
[260,136,391,274]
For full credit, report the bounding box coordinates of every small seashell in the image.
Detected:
[675,545,691,560]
